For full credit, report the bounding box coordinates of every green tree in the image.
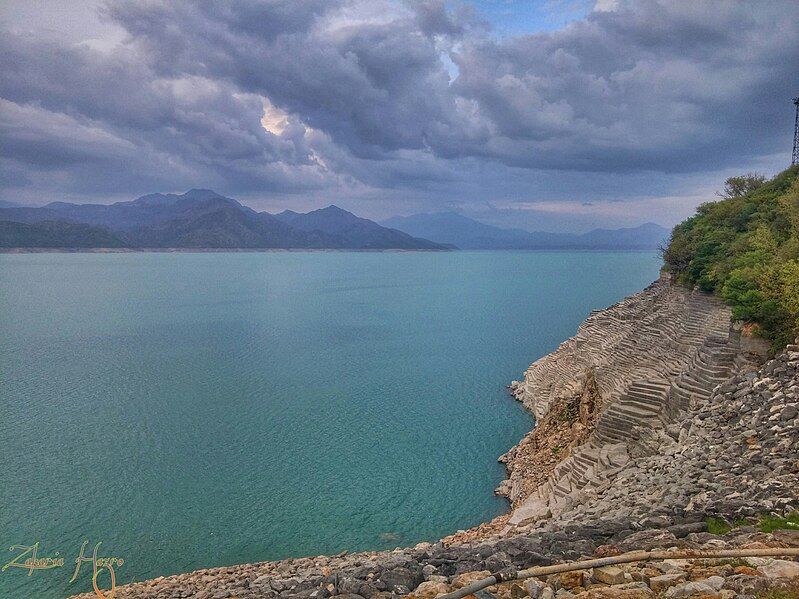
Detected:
[721,270,762,321]
[664,166,799,349]
[717,172,766,199]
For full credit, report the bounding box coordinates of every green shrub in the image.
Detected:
[706,517,732,535]
[758,511,799,533]
[664,166,799,348]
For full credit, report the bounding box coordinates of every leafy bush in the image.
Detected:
[663,166,799,348]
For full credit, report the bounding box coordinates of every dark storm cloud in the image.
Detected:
[0,20,339,196]
[0,0,797,209]
[106,0,472,158]
[103,0,798,170]
[449,1,799,172]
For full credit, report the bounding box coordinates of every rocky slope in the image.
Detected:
[489,275,760,532]
[71,279,799,599]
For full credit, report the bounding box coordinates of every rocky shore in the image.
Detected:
[71,278,799,599]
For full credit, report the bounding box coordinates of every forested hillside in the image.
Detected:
[664,166,799,348]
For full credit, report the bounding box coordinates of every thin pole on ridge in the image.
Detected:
[793,96,799,166]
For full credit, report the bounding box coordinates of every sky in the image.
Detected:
[1,1,798,233]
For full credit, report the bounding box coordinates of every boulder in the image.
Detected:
[378,565,423,591]
[756,559,799,579]
[664,578,722,598]
[525,578,546,599]
[576,585,653,599]
[648,573,686,592]
[452,571,492,589]
[408,581,451,599]
[559,570,587,589]
[594,567,625,586]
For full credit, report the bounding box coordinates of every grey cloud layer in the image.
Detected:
[1,0,797,204]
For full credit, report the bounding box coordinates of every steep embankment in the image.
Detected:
[498,275,756,530]
[444,274,762,542]
[71,277,799,599]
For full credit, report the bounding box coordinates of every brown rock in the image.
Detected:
[577,586,653,599]
[739,541,770,549]
[687,567,727,581]
[408,581,451,599]
[591,546,620,559]
[649,573,686,593]
[525,578,546,599]
[492,582,521,599]
[772,529,799,545]
[594,567,625,586]
[509,583,527,599]
[452,571,492,589]
[641,568,661,579]
[560,570,588,590]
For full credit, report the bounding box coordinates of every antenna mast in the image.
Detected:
[793,96,799,166]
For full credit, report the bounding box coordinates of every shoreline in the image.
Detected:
[0,247,661,254]
[0,247,452,254]
[69,276,799,599]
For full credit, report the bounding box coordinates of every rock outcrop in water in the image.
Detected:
[70,278,799,599]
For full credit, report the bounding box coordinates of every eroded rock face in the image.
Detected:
[511,344,799,535]
[509,277,733,423]
[494,278,749,532]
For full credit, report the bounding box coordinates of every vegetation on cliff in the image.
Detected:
[664,165,799,347]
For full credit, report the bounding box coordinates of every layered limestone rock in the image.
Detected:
[509,275,733,423]
[526,343,799,532]
[502,276,762,530]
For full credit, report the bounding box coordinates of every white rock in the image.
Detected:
[705,576,725,591]
[665,581,718,598]
[757,559,799,579]
[525,578,546,599]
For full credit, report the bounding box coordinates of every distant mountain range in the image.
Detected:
[0,190,445,250]
[381,212,669,250]
[0,191,669,250]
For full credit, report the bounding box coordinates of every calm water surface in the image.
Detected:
[0,251,659,597]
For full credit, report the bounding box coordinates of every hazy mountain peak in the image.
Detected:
[131,193,177,207]
[182,189,225,200]
[130,189,227,207]
[315,205,353,216]
[383,212,668,250]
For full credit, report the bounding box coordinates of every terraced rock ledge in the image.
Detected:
[497,274,761,532]
[72,277,799,599]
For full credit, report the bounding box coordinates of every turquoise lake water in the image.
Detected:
[0,251,660,598]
